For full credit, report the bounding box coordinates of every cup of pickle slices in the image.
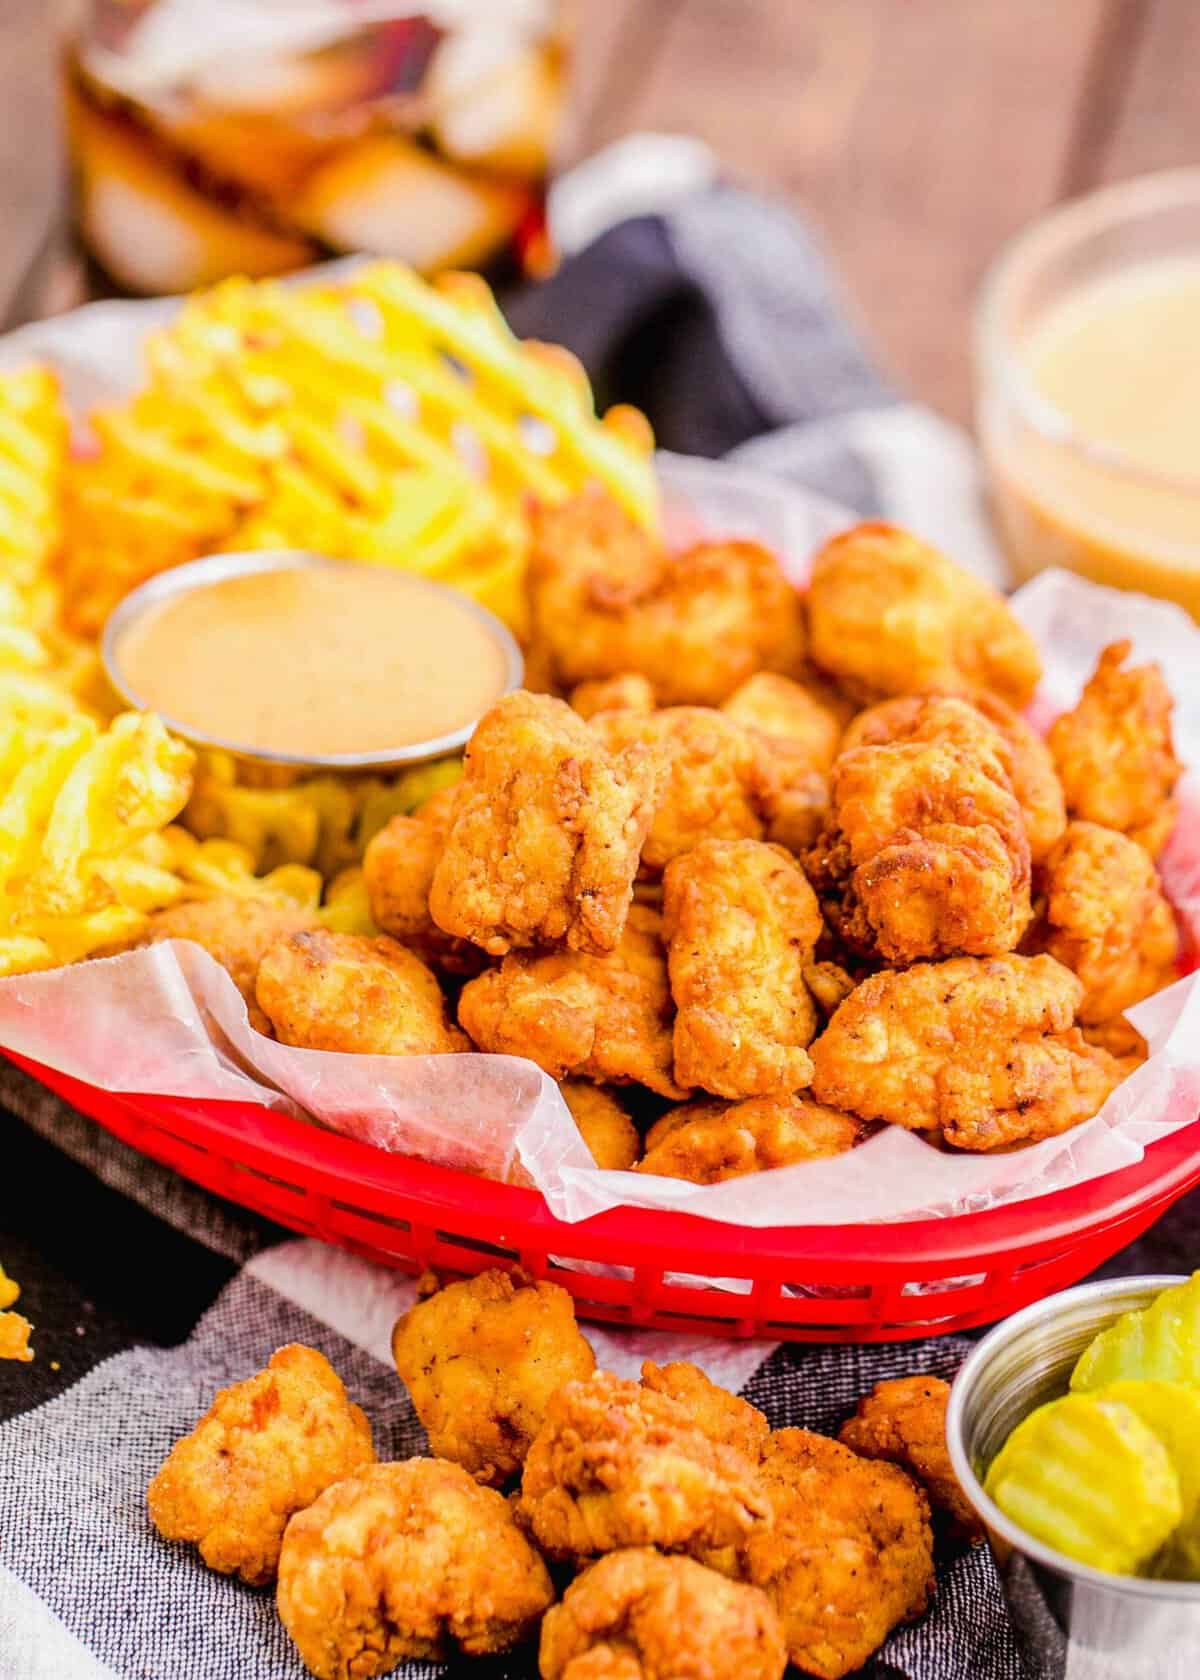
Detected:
[948,1274,1200,1679]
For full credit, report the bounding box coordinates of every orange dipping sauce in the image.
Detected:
[110,561,517,763]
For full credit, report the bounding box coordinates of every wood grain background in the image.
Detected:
[3,0,1198,419]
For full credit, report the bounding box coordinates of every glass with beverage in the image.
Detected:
[63,0,569,295]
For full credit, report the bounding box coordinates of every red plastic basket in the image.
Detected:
[9,1049,1200,1342]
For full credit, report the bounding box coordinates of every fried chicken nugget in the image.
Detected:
[143,895,321,1034]
[458,905,684,1098]
[1048,639,1183,856]
[838,1376,981,1540]
[429,691,662,957]
[147,1344,374,1586]
[277,1459,553,1679]
[517,1371,772,1563]
[539,1549,787,1680]
[570,673,658,721]
[527,490,806,707]
[1031,820,1179,1024]
[721,671,851,776]
[638,1095,862,1184]
[562,1082,641,1169]
[663,840,823,1099]
[255,929,470,1055]
[738,1430,934,1680]
[807,522,1041,708]
[805,737,1032,964]
[362,793,484,977]
[843,693,1066,864]
[392,1270,595,1486]
[809,954,1128,1151]
[639,1362,770,1463]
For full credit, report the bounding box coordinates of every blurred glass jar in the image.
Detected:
[63,0,569,295]
[975,170,1200,621]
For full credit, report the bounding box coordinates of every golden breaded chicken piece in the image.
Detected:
[721,671,851,776]
[801,961,857,1021]
[807,523,1041,709]
[1048,639,1183,857]
[362,794,484,977]
[1081,1014,1149,1069]
[562,1082,641,1169]
[1030,820,1179,1025]
[738,1429,934,1680]
[429,691,662,957]
[805,738,1032,964]
[527,490,806,707]
[147,1344,374,1586]
[593,707,768,872]
[143,895,321,1035]
[838,1376,981,1541]
[810,954,1128,1151]
[638,1095,861,1184]
[640,1363,770,1463]
[517,1371,772,1563]
[570,672,658,721]
[277,1459,553,1679]
[458,905,684,1098]
[539,1548,787,1680]
[391,1269,595,1487]
[843,693,1066,864]
[664,840,823,1098]
[255,929,470,1055]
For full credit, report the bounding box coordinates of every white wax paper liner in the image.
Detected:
[1,306,1199,1228]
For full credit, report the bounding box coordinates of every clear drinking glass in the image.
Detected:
[62,0,571,296]
[975,169,1200,621]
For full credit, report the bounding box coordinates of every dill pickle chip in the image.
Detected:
[1095,1381,1200,1525]
[1072,1274,1200,1392]
[984,1394,1182,1576]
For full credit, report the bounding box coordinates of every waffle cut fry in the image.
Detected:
[58,262,658,637]
[0,365,68,595]
[0,711,194,975]
[184,749,462,877]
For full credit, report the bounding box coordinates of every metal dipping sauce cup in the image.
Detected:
[102,550,525,773]
[947,1274,1200,1680]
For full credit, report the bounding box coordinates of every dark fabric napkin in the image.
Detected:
[0,185,1195,1680]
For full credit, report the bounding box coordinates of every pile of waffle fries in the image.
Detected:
[0,261,659,979]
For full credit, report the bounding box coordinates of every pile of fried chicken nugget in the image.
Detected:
[161,492,1184,1168]
[148,1268,984,1679]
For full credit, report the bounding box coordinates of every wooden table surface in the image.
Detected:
[3,0,1198,421]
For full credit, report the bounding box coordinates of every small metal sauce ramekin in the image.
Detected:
[947,1274,1200,1680]
[102,549,525,773]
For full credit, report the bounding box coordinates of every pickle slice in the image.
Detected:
[1094,1380,1200,1526]
[984,1393,1182,1575]
[1071,1274,1200,1392]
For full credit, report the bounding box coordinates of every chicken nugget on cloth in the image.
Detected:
[570,672,658,721]
[147,1344,374,1586]
[1048,639,1183,857]
[362,791,483,977]
[517,1371,772,1563]
[142,895,321,1034]
[809,953,1129,1151]
[1029,820,1179,1024]
[638,1095,862,1184]
[737,1430,934,1680]
[806,522,1041,709]
[562,1082,641,1169]
[539,1548,787,1680]
[526,490,806,707]
[639,1362,770,1463]
[843,693,1066,864]
[839,1375,981,1541]
[255,929,470,1054]
[458,905,685,1098]
[429,690,662,957]
[277,1459,553,1679]
[391,1269,596,1487]
[805,735,1032,965]
[663,840,823,1099]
